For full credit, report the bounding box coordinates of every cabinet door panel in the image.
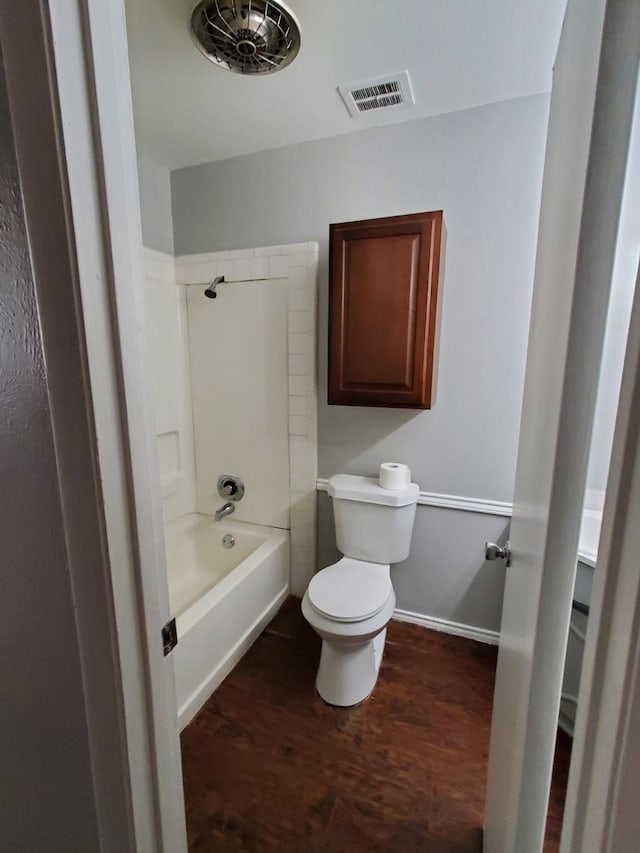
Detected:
[344,233,420,387]
[329,211,444,408]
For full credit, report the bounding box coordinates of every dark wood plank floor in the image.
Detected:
[181,597,571,852]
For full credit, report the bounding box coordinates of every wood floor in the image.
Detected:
[181,597,571,852]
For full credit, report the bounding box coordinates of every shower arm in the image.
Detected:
[201,275,273,299]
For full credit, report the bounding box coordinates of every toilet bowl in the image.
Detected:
[302,558,395,706]
[302,474,418,707]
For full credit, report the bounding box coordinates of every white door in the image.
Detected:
[483,0,640,850]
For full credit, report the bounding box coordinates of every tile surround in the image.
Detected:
[143,246,175,284]
[143,248,197,524]
[174,243,319,596]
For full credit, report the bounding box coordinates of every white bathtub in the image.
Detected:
[164,513,289,728]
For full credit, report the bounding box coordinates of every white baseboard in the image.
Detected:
[177,586,288,730]
[392,607,500,645]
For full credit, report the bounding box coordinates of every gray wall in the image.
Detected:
[172,95,550,631]
[0,57,100,850]
[317,491,510,630]
[137,150,174,254]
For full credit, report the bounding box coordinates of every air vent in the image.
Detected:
[338,72,415,118]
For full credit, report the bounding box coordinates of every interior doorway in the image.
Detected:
[2,1,638,851]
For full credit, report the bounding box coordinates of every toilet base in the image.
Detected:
[316,628,387,707]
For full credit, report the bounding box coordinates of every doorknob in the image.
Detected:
[485,541,511,567]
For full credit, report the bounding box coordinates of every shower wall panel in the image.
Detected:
[143,248,197,522]
[187,276,291,529]
[176,243,319,594]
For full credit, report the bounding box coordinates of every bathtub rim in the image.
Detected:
[174,520,289,633]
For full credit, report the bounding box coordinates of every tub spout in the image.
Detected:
[215,501,235,521]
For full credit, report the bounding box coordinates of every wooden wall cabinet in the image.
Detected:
[328,210,445,409]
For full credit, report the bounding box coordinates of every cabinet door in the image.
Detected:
[328,211,444,408]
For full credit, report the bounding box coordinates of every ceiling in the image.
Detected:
[126,0,566,170]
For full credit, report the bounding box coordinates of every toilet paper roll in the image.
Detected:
[379,462,411,490]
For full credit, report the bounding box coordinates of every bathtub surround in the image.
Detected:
[170,94,550,634]
[175,244,319,596]
[142,242,319,598]
[141,243,317,723]
[186,267,290,529]
[143,248,196,523]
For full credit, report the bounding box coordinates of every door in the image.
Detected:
[484,0,640,850]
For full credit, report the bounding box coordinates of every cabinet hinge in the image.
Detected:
[162,618,177,656]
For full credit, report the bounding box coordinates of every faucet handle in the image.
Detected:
[220,479,236,496]
[217,474,245,501]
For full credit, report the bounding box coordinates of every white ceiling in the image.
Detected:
[126,0,566,170]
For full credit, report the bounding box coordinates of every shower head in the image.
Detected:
[189,0,301,75]
[204,276,225,298]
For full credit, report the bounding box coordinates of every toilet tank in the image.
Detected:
[328,474,419,564]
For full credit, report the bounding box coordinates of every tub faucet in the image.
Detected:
[215,501,235,522]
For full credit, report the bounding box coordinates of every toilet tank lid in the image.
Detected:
[328,474,419,507]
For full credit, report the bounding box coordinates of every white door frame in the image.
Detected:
[3,0,640,850]
[1,1,186,850]
[484,0,640,849]
[562,263,640,851]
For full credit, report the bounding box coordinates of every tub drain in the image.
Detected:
[222,534,235,549]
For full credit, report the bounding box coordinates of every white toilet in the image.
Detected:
[301,473,419,707]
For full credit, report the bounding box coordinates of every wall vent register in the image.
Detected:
[338,71,415,117]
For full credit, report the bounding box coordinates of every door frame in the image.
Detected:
[484,0,640,849]
[3,0,640,850]
[562,263,640,851]
[0,1,186,850]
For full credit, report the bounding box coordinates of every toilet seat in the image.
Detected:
[307,557,391,623]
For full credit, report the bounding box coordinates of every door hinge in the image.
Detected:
[162,618,178,656]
